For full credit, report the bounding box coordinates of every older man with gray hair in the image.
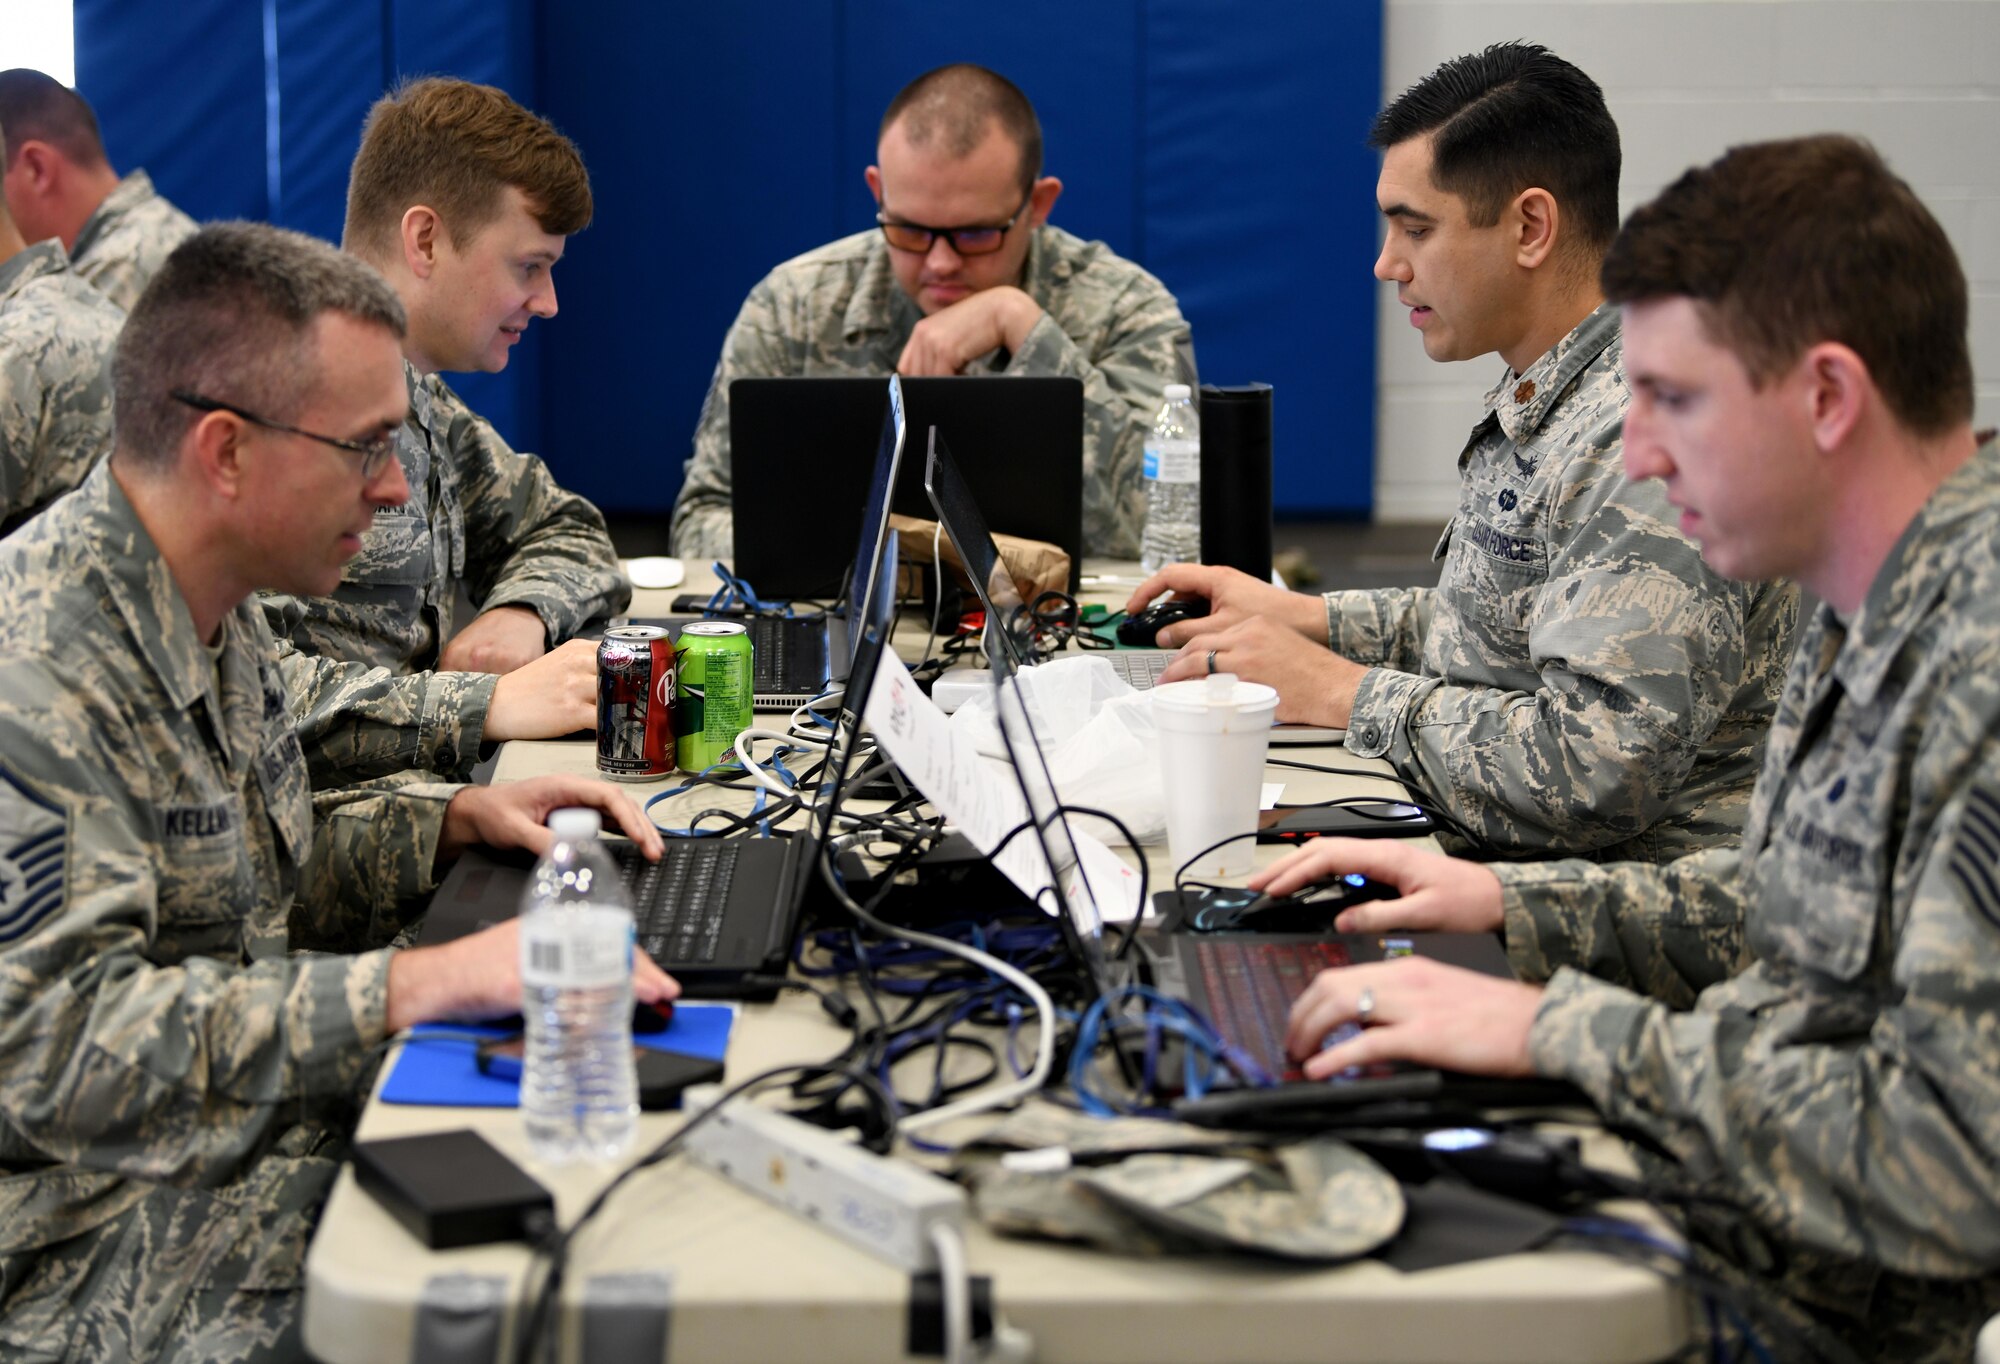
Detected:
[0,222,674,1360]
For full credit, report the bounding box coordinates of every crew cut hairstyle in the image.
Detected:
[0,68,109,169]
[343,76,592,260]
[1370,42,1621,253]
[114,222,407,467]
[1603,135,1973,438]
[880,64,1043,191]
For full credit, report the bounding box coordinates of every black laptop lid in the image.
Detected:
[924,426,1034,670]
[846,377,906,674]
[729,376,1083,599]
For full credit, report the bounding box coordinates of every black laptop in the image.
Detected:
[613,376,912,709]
[730,375,1084,599]
[419,529,907,997]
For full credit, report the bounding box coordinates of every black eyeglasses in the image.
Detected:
[171,390,398,480]
[876,193,1032,257]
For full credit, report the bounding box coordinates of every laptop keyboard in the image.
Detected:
[1111,651,1173,689]
[614,840,740,964]
[1195,939,1352,1080]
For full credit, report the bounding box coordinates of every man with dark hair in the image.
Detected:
[0,67,198,310]
[0,221,675,1360]
[671,62,1195,560]
[1132,42,1795,864]
[0,125,125,531]
[260,77,629,788]
[1265,136,2000,1364]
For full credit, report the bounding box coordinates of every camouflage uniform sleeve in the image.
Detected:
[1490,846,1752,1005]
[1529,777,2000,1275]
[1007,276,1197,560]
[1320,586,1437,670]
[292,775,461,954]
[70,253,151,315]
[0,685,390,1188]
[669,275,800,560]
[441,387,630,644]
[1345,443,1754,857]
[0,299,117,535]
[271,631,496,787]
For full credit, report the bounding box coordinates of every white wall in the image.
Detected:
[1374,0,2000,521]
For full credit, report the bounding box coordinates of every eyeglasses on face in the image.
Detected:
[875,193,1032,257]
[170,390,399,480]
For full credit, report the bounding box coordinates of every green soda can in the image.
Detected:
[674,621,755,770]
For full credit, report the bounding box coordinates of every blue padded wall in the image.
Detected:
[77,1,1381,518]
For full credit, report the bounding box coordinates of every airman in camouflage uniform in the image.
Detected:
[670,65,1195,561]
[0,237,123,532]
[1133,46,1795,864]
[1327,304,1796,862]
[65,169,198,312]
[0,72,199,313]
[1272,137,2000,1363]
[259,78,627,783]
[0,222,671,1361]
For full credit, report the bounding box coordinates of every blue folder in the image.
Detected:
[379,1004,737,1107]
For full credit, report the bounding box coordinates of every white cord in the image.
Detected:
[928,1221,972,1364]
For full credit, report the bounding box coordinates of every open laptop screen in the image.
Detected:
[923,425,1033,669]
[845,377,906,674]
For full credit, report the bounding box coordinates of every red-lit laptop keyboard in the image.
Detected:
[1193,938,1352,1081]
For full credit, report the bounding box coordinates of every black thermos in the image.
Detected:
[1197,383,1273,583]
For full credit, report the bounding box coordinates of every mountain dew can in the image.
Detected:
[675,621,754,771]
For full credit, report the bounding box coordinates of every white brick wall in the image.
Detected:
[1376,0,2000,520]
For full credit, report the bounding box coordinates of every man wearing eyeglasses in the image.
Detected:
[669,63,1195,560]
[0,222,677,1360]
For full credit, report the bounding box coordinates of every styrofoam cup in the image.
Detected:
[1151,673,1279,880]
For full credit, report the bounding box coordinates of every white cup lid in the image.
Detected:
[1150,674,1280,715]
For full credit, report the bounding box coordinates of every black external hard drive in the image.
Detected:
[350,1128,555,1250]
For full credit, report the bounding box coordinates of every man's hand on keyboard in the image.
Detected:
[440,604,551,674]
[1284,957,1542,1082]
[435,775,666,867]
[385,916,680,1033]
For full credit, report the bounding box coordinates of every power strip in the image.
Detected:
[681,1086,969,1272]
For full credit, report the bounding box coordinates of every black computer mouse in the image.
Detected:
[1211,873,1399,933]
[1116,596,1211,647]
[632,999,676,1033]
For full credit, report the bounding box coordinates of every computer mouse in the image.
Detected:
[1116,596,1211,647]
[632,999,676,1034]
[1227,873,1399,932]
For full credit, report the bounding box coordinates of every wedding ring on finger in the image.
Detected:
[1356,987,1376,1026]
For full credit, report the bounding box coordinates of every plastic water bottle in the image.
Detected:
[1140,383,1201,573]
[519,807,638,1164]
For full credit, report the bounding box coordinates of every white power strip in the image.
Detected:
[681,1086,969,1273]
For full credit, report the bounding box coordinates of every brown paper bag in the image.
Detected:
[887,512,1071,615]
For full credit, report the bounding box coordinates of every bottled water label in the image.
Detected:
[521,908,632,990]
[1144,437,1200,484]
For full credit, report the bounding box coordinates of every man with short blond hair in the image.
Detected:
[260,77,629,789]
[0,67,197,310]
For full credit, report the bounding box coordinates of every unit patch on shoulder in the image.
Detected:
[0,766,67,945]
[1949,782,2000,933]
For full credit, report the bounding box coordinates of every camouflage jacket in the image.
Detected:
[1327,305,1797,863]
[262,360,627,781]
[1508,440,2000,1362]
[0,462,459,1257]
[668,225,1197,560]
[0,240,123,533]
[68,169,198,312]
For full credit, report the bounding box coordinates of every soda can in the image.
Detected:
[675,621,755,771]
[596,625,676,781]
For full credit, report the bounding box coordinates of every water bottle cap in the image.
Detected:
[1163,383,1192,402]
[548,807,602,841]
